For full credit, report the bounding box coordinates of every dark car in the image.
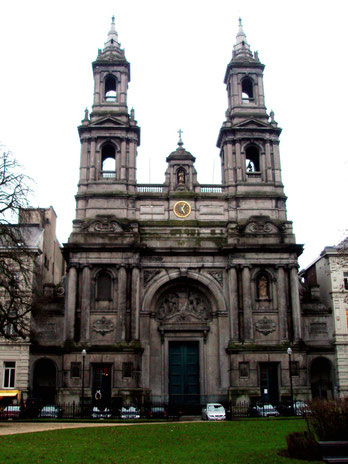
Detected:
[147,406,168,419]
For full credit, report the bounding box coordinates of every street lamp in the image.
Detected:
[81,349,86,418]
[287,347,294,415]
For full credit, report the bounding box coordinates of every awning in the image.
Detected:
[0,389,20,398]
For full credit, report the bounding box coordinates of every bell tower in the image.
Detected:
[217,19,284,213]
[75,17,140,227]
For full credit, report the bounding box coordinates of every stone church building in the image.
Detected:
[30,19,335,407]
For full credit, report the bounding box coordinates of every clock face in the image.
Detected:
[173,201,191,218]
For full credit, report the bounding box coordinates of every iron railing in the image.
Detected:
[0,398,308,420]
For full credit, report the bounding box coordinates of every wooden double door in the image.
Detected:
[169,341,200,405]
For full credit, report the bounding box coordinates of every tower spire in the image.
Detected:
[103,15,120,51]
[232,18,253,60]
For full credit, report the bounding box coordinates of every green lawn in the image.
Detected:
[0,419,321,464]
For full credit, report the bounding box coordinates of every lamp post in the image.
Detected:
[81,349,86,418]
[287,347,294,415]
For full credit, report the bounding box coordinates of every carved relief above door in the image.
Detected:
[156,286,212,323]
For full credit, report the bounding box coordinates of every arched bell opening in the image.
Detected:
[101,143,116,178]
[104,75,117,102]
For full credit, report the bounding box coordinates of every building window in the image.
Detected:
[96,272,112,300]
[343,272,348,290]
[122,362,133,378]
[70,362,81,378]
[245,145,260,172]
[104,75,117,102]
[3,362,15,388]
[101,144,116,178]
[239,362,249,378]
[241,77,254,102]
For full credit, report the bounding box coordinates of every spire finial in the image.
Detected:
[177,129,184,147]
[103,15,120,50]
[233,17,252,60]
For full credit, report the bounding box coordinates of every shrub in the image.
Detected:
[307,398,348,441]
[286,431,321,460]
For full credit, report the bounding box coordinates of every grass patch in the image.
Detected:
[0,419,321,464]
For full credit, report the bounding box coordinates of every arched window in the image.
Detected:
[256,274,270,300]
[97,271,112,300]
[104,75,117,102]
[241,77,254,102]
[245,145,260,172]
[101,144,116,178]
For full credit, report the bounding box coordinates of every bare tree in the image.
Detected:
[0,149,33,338]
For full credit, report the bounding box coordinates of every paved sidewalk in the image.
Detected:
[0,421,147,436]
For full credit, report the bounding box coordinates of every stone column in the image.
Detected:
[128,141,136,183]
[90,138,96,181]
[290,265,302,340]
[117,265,127,340]
[228,265,239,341]
[120,140,126,180]
[277,266,288,341]
[65,265,77,341]
[242,265,253,341]
[265,140,273,183]
[236,140,243,181]
[273,142,282,184]
[131,266,140,340]
[80,265,91,342]
[79,138,88,183]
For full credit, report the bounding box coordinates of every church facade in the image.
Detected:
[30,19,335,407]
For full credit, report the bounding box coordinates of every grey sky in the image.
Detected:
[0,0,347,269]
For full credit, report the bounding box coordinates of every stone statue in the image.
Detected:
[258,276,268,299]
[178,170,185,185]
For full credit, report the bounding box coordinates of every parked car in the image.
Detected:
[276,400,310,416]
[120,406,140,419]
[147,406,168,419]
[293,400,310,416]
[201,403,226,421]
[39,405,62,418]
[249,403,280,417]
[0,405,21,419]
[91,407,112,419]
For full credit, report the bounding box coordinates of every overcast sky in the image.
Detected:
[0,0,347,269]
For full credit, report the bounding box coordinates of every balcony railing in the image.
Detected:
[137,185,163,193]
[101,171,116,179]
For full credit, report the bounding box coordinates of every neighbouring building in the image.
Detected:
[29,18,335,408]
[0,207,64,405]
[300,238,348,398]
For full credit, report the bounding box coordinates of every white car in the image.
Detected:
[91,407,112,419]
[39,405,62,418]
[201,403,226,421]
[120,406,140,419]
[293,400,309,416]
[251,403,280,417]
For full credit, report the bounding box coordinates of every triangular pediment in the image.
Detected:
[232,118,271,129]
[89,116,128,128]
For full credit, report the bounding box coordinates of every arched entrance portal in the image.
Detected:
[33,358,57,404]
[152,278,215,408]
[310,357,333,399]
